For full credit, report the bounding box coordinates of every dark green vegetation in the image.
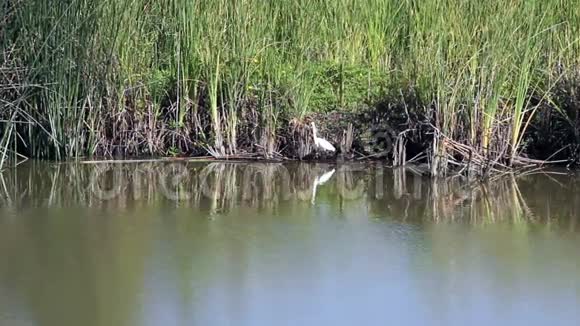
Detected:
[1,0,579,175]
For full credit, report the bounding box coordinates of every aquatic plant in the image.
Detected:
[1,0,579,174]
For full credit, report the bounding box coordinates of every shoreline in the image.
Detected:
[15,153,578,176]
[2,105,578,176]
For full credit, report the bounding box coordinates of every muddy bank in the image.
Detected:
[4,87,580,176]
[262,96,580,173]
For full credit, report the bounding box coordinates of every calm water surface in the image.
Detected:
[0,161,579,326]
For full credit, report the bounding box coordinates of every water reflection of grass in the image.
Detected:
[2,164,579,326]
[1,162,578,229]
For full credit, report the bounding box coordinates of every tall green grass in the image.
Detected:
[1,0,579,172]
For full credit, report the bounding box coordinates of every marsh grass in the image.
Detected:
[1,0,579,174]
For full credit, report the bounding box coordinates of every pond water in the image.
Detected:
[0,161,579,326]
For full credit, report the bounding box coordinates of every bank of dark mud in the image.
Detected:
[285,97,580,172]
[3,83,580,176]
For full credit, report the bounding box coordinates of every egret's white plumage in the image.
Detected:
[316,169,336,185]
[311,168,335,204]
[311,122,336,152]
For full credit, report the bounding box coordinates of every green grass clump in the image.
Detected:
[1,0,579,173]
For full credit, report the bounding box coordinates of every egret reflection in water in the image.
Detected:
[311,168,335,204]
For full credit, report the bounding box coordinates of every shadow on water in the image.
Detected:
[1,161,579,229]
[1,162,580,326]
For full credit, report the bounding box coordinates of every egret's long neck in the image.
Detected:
[312,125,318,140]
[311,180,318,204]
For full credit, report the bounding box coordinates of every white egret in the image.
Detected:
[311,122,336,152]
[311,168,336,204]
